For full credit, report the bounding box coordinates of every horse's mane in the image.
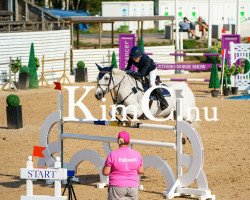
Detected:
[112,68,126,76]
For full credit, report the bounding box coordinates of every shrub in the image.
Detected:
[35,57,40,69]
[19,66,30,74]
[10,58,22,73]
[117,25,129,33]
[6,94,20,107]
[77,61,85,69]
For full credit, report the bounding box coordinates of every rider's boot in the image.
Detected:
[154,88,169,110]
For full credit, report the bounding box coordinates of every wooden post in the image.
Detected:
[38,55,49,87]
[58,53,71,84]
[99,22,102,49]
[76,23,79,49]
[141,21,144,39]
[70,22,74,49]
[137,21,140,43]
[41,11,45,30]
[15,0,18,21]
[25,1,29,21]
[111,22,114,48]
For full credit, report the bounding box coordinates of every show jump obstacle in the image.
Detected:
[38,87,215,200]
[20,156,67,200]
[230,42,250,91]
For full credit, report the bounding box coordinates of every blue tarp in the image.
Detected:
[45,9,89,31]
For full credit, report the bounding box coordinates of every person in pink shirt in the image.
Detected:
[102,131,144,200]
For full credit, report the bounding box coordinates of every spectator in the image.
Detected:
[196,16,208,39]
[102,131,144,200]
[179,17,200,40]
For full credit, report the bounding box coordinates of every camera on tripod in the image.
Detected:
[62,170,78,200]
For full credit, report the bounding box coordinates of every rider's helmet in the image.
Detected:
[129,46,143,58]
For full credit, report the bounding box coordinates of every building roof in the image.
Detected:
[63,16,175,23]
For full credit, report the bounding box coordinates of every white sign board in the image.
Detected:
[20,168,67,180]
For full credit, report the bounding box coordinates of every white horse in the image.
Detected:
[95,65,196,122]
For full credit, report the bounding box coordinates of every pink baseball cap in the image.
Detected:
[118,131,130,143]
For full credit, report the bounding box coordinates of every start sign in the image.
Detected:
[20,168,67,180]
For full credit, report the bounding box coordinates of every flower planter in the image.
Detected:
[231,87,238,95]
[211,90,219,97]
[6,105,23,129]
[75,68,88,82]
[223,87,230,96]
[18,72,30,90]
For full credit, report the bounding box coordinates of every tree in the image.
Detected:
[111,51,118,68]
[28,43,39,89]
[209,62,220,90]
[137,36,145,53]
[244,59,250,74]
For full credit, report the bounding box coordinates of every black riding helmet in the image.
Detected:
[129,46,143,58]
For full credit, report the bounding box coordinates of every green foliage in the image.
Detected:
[222,59,231,87]
[28,43,39,89]
[244,60,250,73]
[229,65,242,76]
[6,94,20,107]
[137,37,145,53]
[35,57,40,69]
[10,58,22,73]
[77,61,85,69]
[183,40,196,49]
[111,51,118,68]
[20,66,30,74]
[117,25,129,33]
[209,62,220,89]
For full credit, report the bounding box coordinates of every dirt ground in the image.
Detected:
[0,72,249,200]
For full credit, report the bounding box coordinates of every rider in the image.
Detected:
[125,46,168,110]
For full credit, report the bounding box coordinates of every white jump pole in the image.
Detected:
[62,133,176,149]
[175,0,180,73]
[236,0,241,34]
[220,49,226,96]
[208,0,212,48]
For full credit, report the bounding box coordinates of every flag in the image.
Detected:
[33,146,46,158]
[54,82,61,90]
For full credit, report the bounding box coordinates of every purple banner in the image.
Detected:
[222,34,241,66]
[157,63,220,71]
[119,34,136,70]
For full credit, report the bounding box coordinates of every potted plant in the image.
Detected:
[75,61,88,82]
[229,65,242,95]
[10,57,22,86]
[6,94,23,129]
[18,66,30,90]
[222,64,231,96]
[209,62,220,97]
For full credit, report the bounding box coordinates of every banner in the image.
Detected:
[119,34,136,70]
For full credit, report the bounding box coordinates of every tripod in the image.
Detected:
[62,176,78,200]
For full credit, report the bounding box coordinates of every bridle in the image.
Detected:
[97,70,141,105]
[97,70,125,104]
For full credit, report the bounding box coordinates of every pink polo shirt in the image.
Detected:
[105,146,143,187]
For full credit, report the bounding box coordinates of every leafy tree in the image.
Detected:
[28,43,39,89]
[137,36,145,53]
[209,62,220,90]
[244,59,250,74]
[111,51,118,68]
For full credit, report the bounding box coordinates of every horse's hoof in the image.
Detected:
[182,138,186,145]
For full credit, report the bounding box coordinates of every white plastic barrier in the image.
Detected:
[20,156,67,200]
[38,91,215,200]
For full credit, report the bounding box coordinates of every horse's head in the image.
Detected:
[95,63,114,100]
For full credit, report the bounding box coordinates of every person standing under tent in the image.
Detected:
[102,131,144,200]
